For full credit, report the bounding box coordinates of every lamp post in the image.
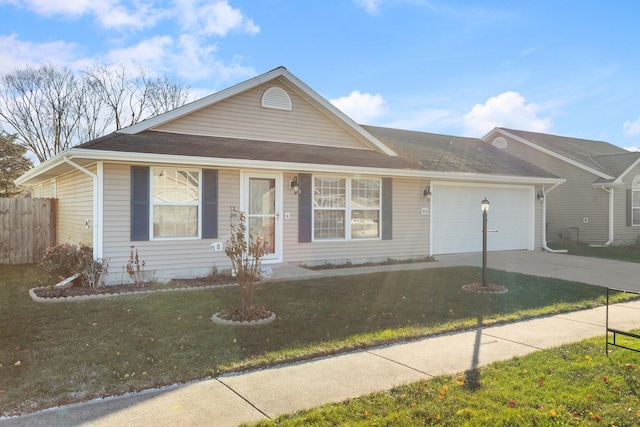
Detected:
[481,198,490,287]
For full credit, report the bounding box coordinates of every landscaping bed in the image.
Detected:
[31,275,238,299]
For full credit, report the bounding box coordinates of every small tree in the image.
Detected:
[225,208,269,318]
[0,132,32,197]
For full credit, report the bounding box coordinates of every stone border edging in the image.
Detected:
[210,311,277,327]
[28,282,239,303]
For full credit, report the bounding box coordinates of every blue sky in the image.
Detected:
[1,0,640,150]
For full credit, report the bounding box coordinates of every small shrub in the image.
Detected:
[82,258,109,290]
[224,208,269,319]
[126,246,146,287]
[38,243,93,284]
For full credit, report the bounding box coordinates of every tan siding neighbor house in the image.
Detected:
[17,67,561,284]
[483,128,640,247]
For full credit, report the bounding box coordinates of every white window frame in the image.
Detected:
[150,167,202,240]
[312,176,382,241]
[633,175,640,226]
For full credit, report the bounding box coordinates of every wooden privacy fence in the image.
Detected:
[0,198,57,265]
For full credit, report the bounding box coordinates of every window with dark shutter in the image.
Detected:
[131,166,150,241]
[202,169,219,238]
[298,173,312,243]
[381,178,392,240]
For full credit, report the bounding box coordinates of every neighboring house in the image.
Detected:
[483,128,640,246]
[16,67,561,284]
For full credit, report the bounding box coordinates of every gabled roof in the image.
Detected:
[119,66,397,156]
[363,125,558,179]
[485,127,637,181]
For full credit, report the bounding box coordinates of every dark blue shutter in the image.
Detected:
[202,169,219,238]
[381,178,392,240]
[627,189,633,227]
[298,173,312,243]
[131,166,149,241]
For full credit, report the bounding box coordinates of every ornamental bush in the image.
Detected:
[38,243,93,284]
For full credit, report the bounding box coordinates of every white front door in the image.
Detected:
[242,172,283,263]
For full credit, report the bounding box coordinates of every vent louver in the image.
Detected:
[492,137,508,149]
[261,87,292,111]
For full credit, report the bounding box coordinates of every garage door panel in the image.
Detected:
[431,183,533,255]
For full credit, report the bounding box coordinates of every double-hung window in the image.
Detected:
[152,168,200,238]
[313,176,381,240]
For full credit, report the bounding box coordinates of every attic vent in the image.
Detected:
[492,137,508,149]
[261,87,292,111]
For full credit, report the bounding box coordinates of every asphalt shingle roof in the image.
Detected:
[76,127,558,179]
[363,125,557,178]
[499,128,632,177]
[77,131,420,171]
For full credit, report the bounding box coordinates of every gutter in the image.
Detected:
[541,182,568,253]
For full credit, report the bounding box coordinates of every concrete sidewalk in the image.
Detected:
[2,251,640,427]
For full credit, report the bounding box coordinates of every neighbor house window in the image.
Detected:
[152,168,200,238]
[633,176,640,226]
[313,176,380,240]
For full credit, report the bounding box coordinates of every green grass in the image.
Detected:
[549,241,640,263]
[0,264,634,417]
[251,336,640,426]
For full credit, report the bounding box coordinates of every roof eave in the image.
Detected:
[60,149,563,184]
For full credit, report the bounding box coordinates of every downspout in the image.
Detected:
[541,182,568,253]
[63,157,103,260]
[600,186,614,246]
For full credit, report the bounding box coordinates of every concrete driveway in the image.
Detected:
[436,250,640,293]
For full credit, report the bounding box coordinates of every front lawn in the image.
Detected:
[0,264,631,416]
[549,241,640,263]
[252,335,640,426]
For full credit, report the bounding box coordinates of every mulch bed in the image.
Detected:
[33,276,238,298]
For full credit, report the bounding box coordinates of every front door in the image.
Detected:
[243,172,282,263]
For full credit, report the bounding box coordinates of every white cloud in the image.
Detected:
[623,117,640,136]
[463,91,552,136]
[354,0,385,14]
[176,0,260,36]
[330,91,387,123]
[6,0,167,29]
[624,146,640,152]
[104,36,175,71]
[0,34,81,73]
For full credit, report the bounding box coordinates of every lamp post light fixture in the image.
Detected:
[481,198,490,287]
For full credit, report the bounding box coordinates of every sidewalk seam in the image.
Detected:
[365,350,433,377]
[215,378,271,420]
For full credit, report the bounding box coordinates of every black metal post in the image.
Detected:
[482,209,487,287]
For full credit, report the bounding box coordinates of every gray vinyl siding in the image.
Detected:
[154,78,373,151]
[55,168,93,245]
[499,136,610,244]
[282,173,431,265]
[102,163,239,284]
[614,163,640,245]
[102,164,431,282]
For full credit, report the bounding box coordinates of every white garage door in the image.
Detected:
[431,182,534,255]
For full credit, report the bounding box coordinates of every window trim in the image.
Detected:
[632,175,640,227]
[150,167,202,240]
[312,175,382,241]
